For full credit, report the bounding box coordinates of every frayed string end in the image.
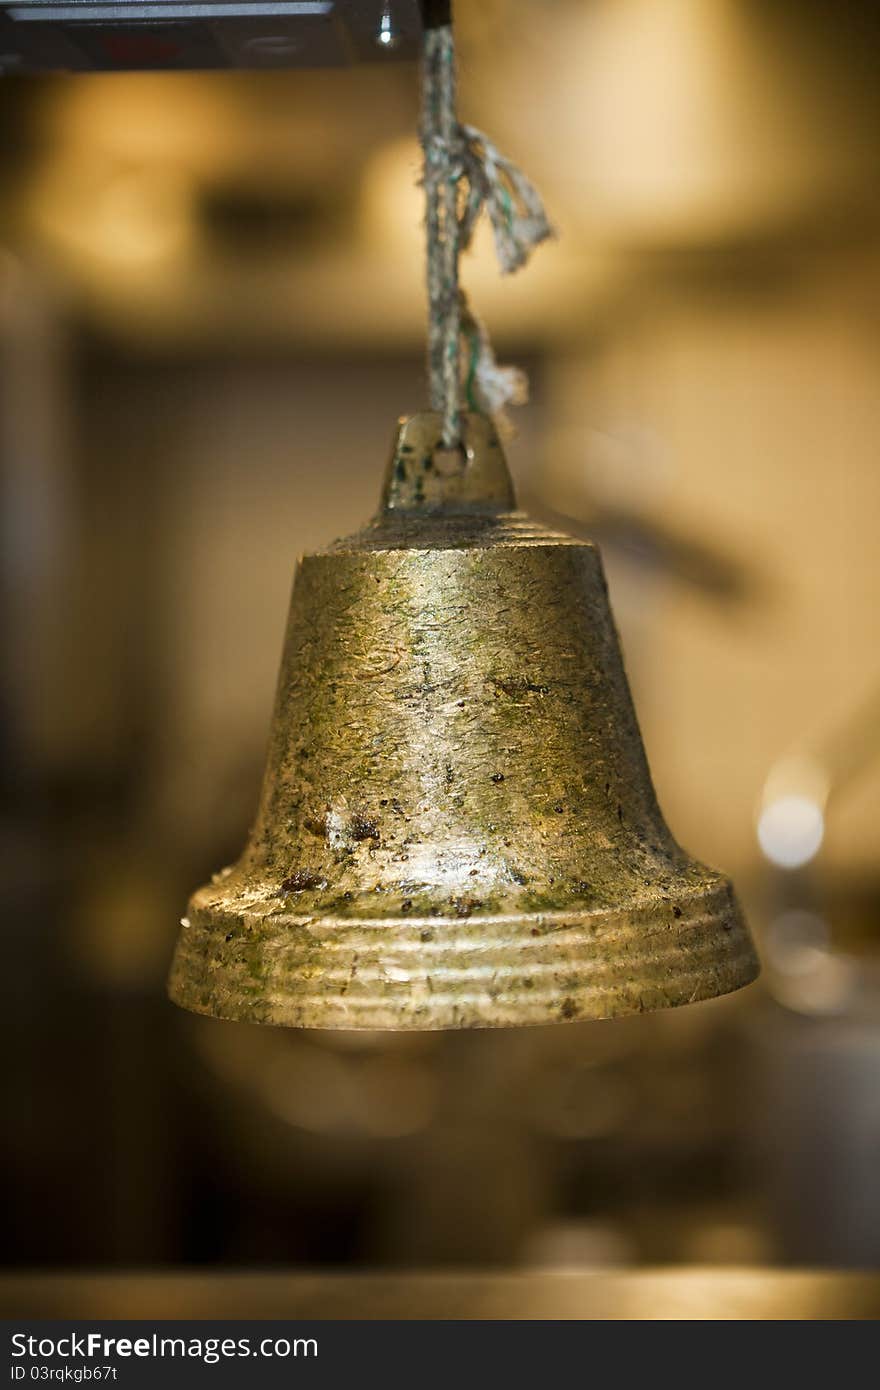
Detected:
[421,22,553,447]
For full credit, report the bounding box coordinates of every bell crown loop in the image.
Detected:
[379,412,516,517]
[327,413,577,556]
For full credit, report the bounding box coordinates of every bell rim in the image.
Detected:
[168,880,760,1032]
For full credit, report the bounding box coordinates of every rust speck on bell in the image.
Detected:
[168,412,759,1030]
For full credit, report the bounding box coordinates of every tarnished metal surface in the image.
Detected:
[168,412,759,1029]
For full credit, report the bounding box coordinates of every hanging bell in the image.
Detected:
[168,412,759,1029]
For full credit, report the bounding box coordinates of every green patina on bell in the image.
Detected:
[168,412,759,1029]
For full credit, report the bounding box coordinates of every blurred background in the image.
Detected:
[2,0,880,1276]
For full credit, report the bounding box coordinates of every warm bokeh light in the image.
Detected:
[475,0,879,244]
[26,159,195,273]
[757,755,830,868]
[758,795,825,870]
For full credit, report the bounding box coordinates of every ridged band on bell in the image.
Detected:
[168,412,759,1029]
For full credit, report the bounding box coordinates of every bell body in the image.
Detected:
[169,413,758,1029]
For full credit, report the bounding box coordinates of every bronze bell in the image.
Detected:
[169,412,758,1029]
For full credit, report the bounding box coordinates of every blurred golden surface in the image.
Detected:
[2,1271,879,1321]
